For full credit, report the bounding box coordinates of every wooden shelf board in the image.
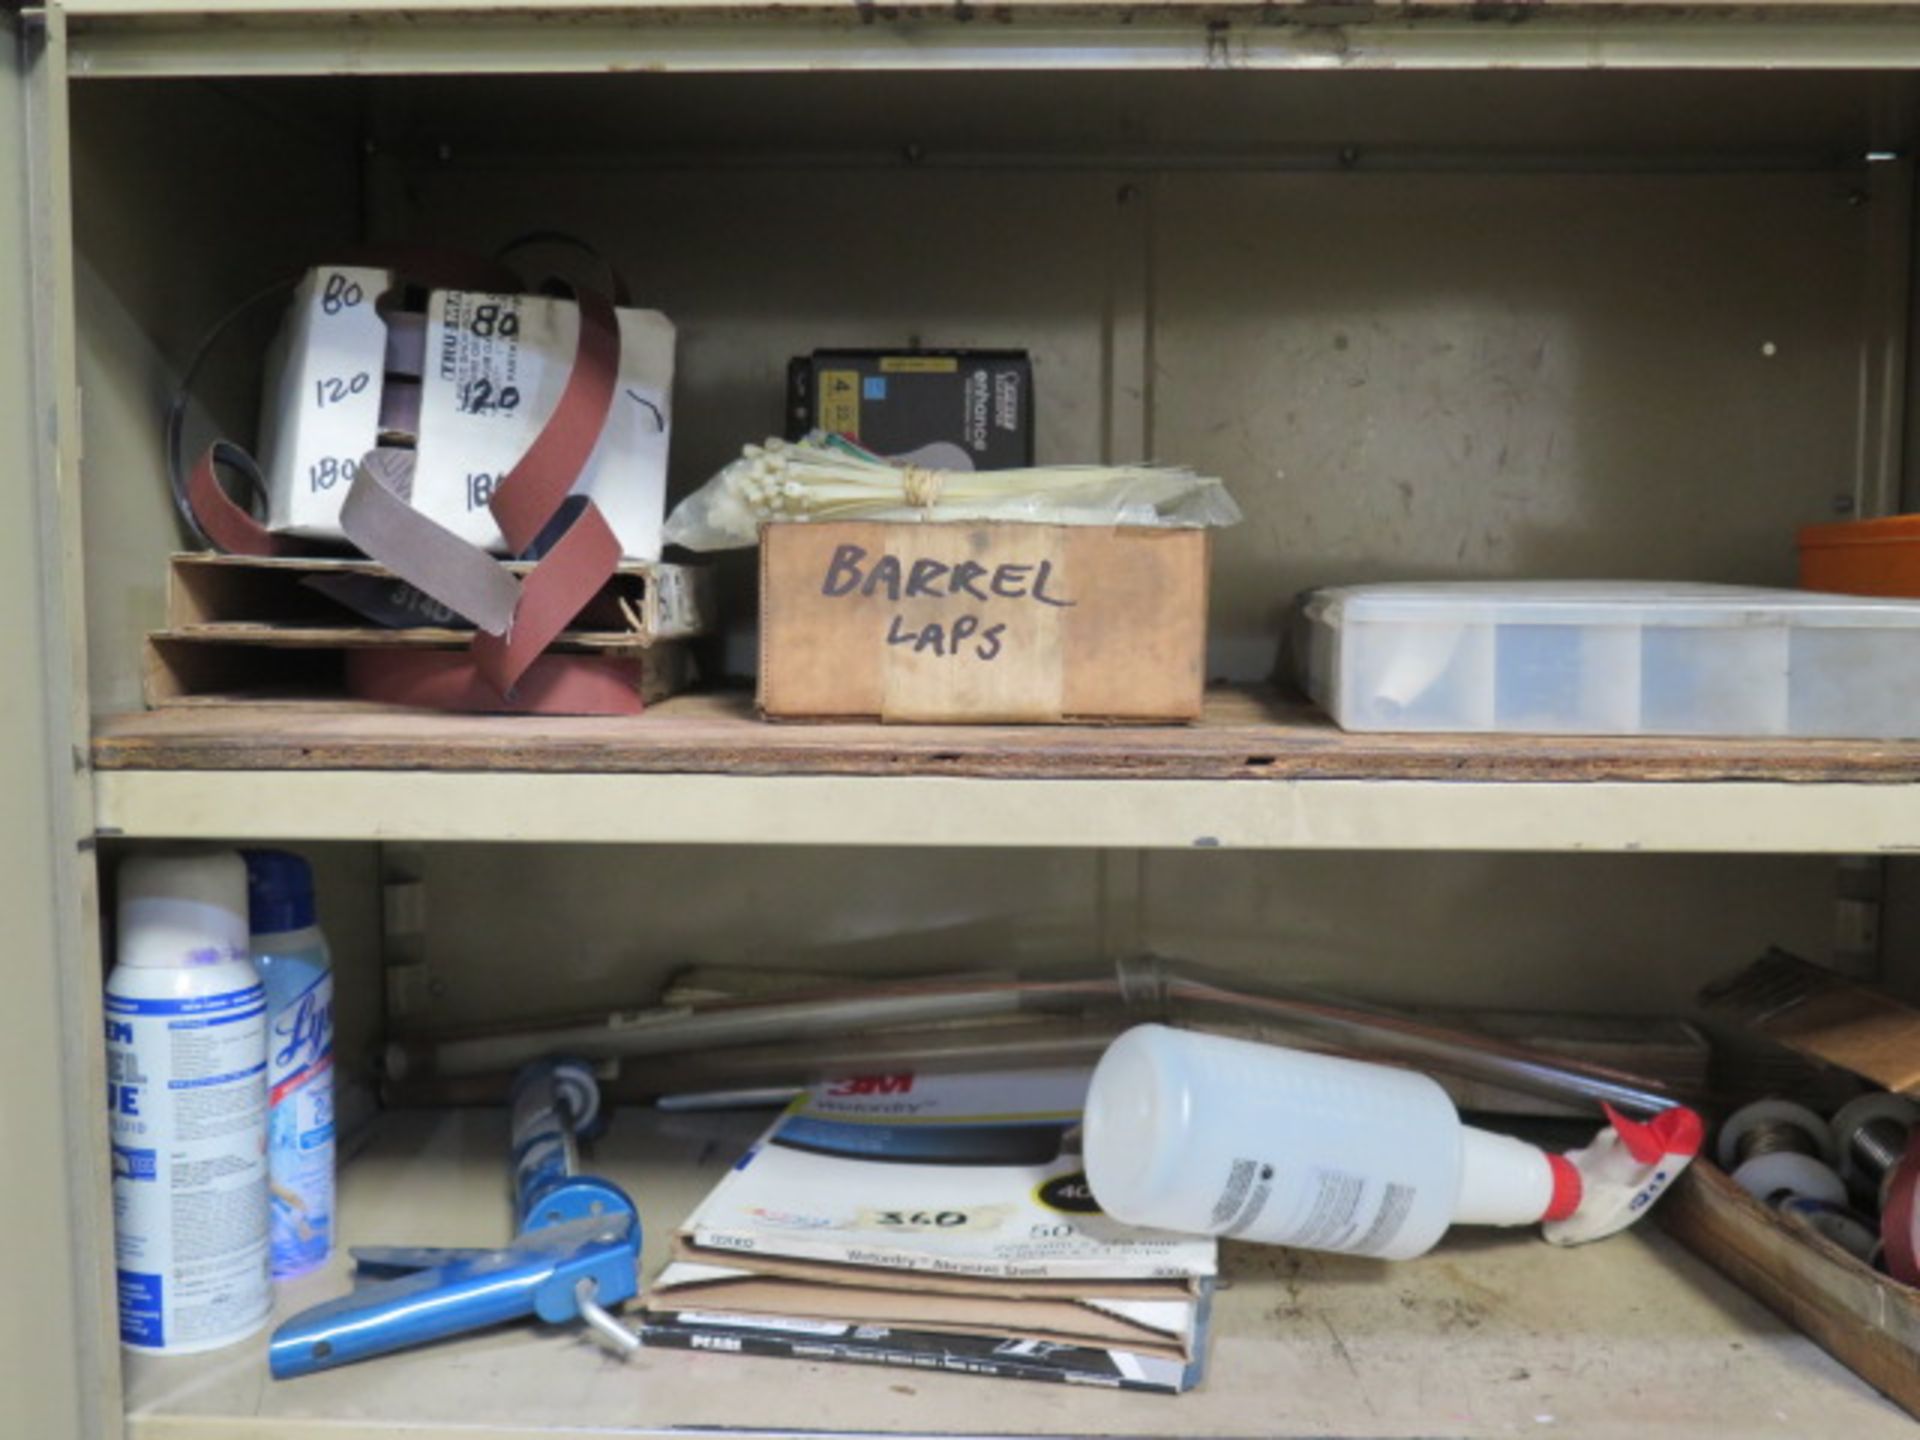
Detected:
[91,690,1920,848]
[151,624,653,653]
[122,1106,1911,1440]
[89,687,1920,784]
[67,3,1920,83]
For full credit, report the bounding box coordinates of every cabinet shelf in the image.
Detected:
[90,688,1920,850]
[122,1106,1910,1440]
[62,2,1920,81]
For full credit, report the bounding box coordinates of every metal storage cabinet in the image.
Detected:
[14,3,1920,1437]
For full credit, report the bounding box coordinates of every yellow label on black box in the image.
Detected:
[819,369,861,435]
[879,356,959,374]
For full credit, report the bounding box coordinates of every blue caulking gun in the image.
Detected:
[270,1058,641,1377]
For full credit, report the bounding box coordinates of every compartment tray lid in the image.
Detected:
[1304,581,1920,630]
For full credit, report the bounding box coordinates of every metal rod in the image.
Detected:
[1853,1117,1911,1182]
[1157,971,1678,1117]
[656,1086,803,1112]
[574,1280,642,1358]
[405,985,1042,1079]
[391,956,1684,1118]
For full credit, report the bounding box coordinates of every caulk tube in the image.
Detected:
[107,848,271,1353]
[1083,1026,1578,1260]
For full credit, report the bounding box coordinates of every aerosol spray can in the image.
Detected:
[106,848,270,1353]
[244,849,335,1282]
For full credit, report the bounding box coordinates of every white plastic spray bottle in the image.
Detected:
[1083,1025,1701,1259]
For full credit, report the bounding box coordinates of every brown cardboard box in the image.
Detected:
[758,522,1209,723]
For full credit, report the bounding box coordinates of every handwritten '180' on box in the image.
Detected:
[758,521,1210,723]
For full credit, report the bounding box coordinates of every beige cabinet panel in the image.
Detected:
[0,11,117,1440]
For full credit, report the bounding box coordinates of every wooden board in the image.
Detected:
[166,551,712,645]
[760,523,1207,723]
[145,552,707,708]
[64,0,1920,17]
[1661,1160,1920,1419]
[89,685,1920,781]
[141,636,691,708]
[151,624,656,654]
[1702,952,1920,1095]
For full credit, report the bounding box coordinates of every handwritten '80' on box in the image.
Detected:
[819,541,1076,661]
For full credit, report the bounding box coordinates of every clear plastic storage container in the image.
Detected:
[1297,582,1920,737]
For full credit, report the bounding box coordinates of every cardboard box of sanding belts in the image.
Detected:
[258,264,675,560]
[758,521,1210,723]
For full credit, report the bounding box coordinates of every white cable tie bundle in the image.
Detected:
[663,433,1243,551]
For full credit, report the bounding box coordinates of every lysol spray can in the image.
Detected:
[243,849,335,1282]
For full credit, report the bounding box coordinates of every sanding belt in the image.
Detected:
[183,253,639,715]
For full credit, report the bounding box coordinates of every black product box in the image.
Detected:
[786,350,1034,470]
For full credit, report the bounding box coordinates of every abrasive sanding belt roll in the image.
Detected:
[179,253,639,716]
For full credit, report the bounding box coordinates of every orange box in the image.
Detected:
[1798,514,1920,597]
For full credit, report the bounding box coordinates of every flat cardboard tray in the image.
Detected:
[144,634,691,708]
[166,551,712,646]
[145,551,707,707]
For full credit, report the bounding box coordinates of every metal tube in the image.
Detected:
[575,1280,642,1357]
[392,955,1682,1118]
[655,1086,803,1112]
[1138,957,1682,1117]
[404,984,1051,1080]
[1853,1117,1911,1182]
[383,1018,1127,1108]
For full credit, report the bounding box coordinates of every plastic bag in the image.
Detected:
[663,434,1243,552]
